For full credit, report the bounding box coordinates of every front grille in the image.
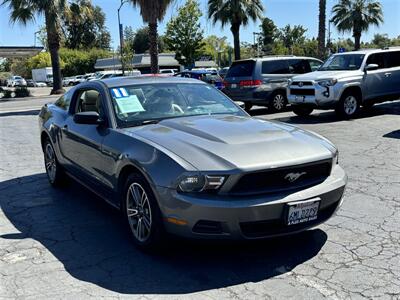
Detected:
[290,88,315,96]
[230,160,332,196]
[240,199,340,238]
[292,81,313,86]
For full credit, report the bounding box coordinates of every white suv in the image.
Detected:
[287,48,400,118]
[7,76,27,87]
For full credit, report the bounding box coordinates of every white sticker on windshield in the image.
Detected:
[115,95,145,113]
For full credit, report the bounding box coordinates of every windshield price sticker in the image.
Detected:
[115,95,145,114]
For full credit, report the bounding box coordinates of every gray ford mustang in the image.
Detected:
[39,76,347,249]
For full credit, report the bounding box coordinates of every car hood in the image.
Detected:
[293,70,361,81]
[121,115,335,171]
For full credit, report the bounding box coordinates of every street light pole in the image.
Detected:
[34,30,40,47]
[118,0,128,75]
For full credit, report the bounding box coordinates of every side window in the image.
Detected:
[387,51,400,68]
[366,53,386,69]
[55,90,72,110]
[262,60,290,74]
[288,59,311,74]
[309,60,322,71]
[75,89,102,115]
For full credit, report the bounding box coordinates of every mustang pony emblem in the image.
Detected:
[284,172,307,182]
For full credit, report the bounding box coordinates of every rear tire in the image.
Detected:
[292,106,313,117]
[43,138,66,187]
[335,91,360,119]
[269,91,287,112]
[244,102,253,112]
[121,173,164,251]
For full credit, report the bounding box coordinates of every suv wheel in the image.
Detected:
[269,91,287,112]
[244,102,253,112]
[122,173,164,250]
[292,106,313,117]
[43,139,66,187]
[336,92,360,119]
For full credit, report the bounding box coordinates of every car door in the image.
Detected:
[385,50,400,96]
[364,53,388,100]
[59,85,112,188]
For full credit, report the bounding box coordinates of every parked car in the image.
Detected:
[7,76,27,87]
[62,77,74,87]
[218,67,230,79]
[39,76,347,249]
[159,69,176,75]
[175,70,224,89]
[222,56,323,112]
[26,79,35,87]
[287,48,400,118]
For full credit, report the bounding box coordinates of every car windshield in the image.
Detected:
[319,54,365,71]
[109,83,243,128]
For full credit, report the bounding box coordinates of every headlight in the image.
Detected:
[178,175,226,193]
[287,79,293,85]
[317,79,337,87]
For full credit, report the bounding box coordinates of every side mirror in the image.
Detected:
[73,111,104,125]
[365,64,379,71]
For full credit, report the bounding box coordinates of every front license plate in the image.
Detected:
[295,96,305,102]
[287,199,320,226]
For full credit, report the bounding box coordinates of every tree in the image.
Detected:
[2,0,66,94]
[200,35,231,67]
[125,26,165,54]
[130,0,174,73]
[278,25,307,54]
[165,0,204,68]
[208,0,264,61]
[63,0,111,50]
[318,0,326,58]
[260,17,278,54]
[371,33,390,48]
[331,0,383,50]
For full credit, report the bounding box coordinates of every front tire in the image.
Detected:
[244,102,253,112]
[269,91,287,112]
[43,139,66,187]
[292,106,313,117]
[122,173,164,250]
[336,92,360,119]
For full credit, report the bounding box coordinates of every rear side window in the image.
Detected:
[227,61,255,77]
[262,60,290,74]
[55,91,72,111]
[288,59,311,74]
[387,51,400,68]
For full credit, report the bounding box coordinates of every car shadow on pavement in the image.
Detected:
[383,129,400,139]
[253,100,400,124]
[0,109,40,117]
[0,173,327,294]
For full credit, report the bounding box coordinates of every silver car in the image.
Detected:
[39,76,347,250]
[287,48,400,118]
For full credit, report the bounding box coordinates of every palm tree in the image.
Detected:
[318,0,326,58]
[130,0,173,73]
[331,0,383,50]
[2,0,66,94]
[208,0,264,61]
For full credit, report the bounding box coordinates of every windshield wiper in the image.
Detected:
[140,119,160,125]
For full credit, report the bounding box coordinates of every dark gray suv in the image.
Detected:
[223,56,322,112]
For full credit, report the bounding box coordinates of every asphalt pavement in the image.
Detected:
[0,98,399,299]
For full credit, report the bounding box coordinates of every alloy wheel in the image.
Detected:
[272,94,285,111]
[343,96,357,115]
[126,183,152,242]
[45,143,57,182]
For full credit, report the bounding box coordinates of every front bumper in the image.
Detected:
[287,83,341,108]
[155,165,347,240]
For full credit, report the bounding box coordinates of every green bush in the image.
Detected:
[14,87,31,98]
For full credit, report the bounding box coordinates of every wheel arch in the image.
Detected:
[340,85,363,102]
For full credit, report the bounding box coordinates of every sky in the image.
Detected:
[0,0,399,49]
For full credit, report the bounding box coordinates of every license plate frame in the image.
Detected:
[295,95,305,102]
[286,198,320,226]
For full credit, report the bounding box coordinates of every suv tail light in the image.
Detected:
[239,80,262,87]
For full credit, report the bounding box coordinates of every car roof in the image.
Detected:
[332,47,400,56]
[101,75,205,88]
[234,56,322,62]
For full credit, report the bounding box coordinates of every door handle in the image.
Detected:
[384,72,392,77]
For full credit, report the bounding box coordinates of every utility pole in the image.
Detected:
[327,18,334,56]
[253,32,261,57]
[118,0,128,75]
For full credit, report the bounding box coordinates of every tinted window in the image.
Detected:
[366,53,386,69]
[320,54,365,71]
[262,60,290,74]
[288,59,311,74]
[309,60,322,71]
[226,60,255,77]
[387,51,400,68]
[55,91,72,110]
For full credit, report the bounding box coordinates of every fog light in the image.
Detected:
[323,91,329,97]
